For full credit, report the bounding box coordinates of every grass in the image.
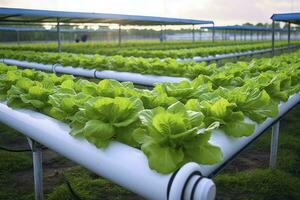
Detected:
[47,167,136,200]
[214,105,300,200]
[215,169,300,200]
[0,123,34,200]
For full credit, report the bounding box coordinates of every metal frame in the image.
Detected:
[57,18,61,52]
[27,138,44,200]
[16,30,20,45]
[118,24,122,46]
[0,7,214,51]
[212,23,215,42]
[270,122,280,169]
[0,7,214,25]
[271,13,300,55]
[160,25,163,43]
[288,22,291,52]
[192,24,195,42]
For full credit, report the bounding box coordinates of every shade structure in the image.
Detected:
[0,7,214,50]
[0,26,116,33]
[271,13,300,25]
[271,12,300,55]
[202,25,286,32]
[0,7,213,25]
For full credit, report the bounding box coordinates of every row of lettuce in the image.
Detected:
[0,42,294,79]
[0,49,212,79]
[0,40,267,53]
[86,42,292,58]
[0,50,299,174]
[1,42,295,59]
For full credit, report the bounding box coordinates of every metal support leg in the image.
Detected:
[16,31,20,45]
[212,24,215,42]
[57,18,61,53]
[270,121,280,170]
[271,21,275,56]
[234,31,236,42]
[192,24,195,42]
[160,25,163,43]
[288,22,291,53]
[118,24,122,46]
[164,25,167,42]
[199,28,202,41]
[27,138,44,200]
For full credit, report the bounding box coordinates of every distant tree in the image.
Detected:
[243,22,253,26]
[256,23,264,27]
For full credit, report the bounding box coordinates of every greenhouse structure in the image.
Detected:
[0,6,300,200]
[0,7,214,51]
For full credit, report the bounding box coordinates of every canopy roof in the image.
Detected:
[0,26,116,33]
[202,25,286,31]
[271,13,300,25]
[0,7,213,25]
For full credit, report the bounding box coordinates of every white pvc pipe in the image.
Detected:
[1,59,189,86]
[177,45,300,63]
[95,70,189,85]
[0,102,214,200]
[198,93,300,177]
[54,65,96,78]
[3,58,53,72]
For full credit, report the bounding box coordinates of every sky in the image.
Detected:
[1,0,300,26]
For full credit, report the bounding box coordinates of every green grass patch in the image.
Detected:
[0,150,33,200]
[47,167,137,200]
[215,169,300,200]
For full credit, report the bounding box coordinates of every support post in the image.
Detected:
[234,30,236,42]
[27,138,44,200]
[279,31,282,41]
[240,30,243,41]
[222,30,224,40]
[288,22,291,53]
[160,25,163,43]
[212,23,215,42]
[16,30,20,45]
[199,27,202,41]
[57,18,61,53]
[270,121,280,170]
[45,32,48,43]
[164,25,167,42]
[118,24,122,46]
[192,24,195,42]
[272,20,275,56]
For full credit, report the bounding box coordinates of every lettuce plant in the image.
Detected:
[137,102,222,173]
